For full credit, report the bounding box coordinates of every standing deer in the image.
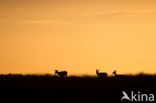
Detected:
[54,70,68,78]
[112,70,125,77]
[96,69,107,77]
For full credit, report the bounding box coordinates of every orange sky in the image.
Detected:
[0,0,156,75]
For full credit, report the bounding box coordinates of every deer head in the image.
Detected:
[112,70,117,75]
[54,70,58,74]
[96,69,100,74]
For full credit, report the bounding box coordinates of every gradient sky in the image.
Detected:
[0,0,156,75]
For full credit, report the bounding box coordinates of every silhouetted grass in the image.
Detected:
[0,73,155,103]
[0,73,155,81]
[0,73,155,79]
[0,73,156,88]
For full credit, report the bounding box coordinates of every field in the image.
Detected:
[0,74,156,103]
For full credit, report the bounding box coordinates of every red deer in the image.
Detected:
[96,69,107,77]
[54,70,68,78]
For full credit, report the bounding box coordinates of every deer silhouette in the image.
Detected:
[54,70,68,78]
[112,70,125,77]
[96,69,107,77]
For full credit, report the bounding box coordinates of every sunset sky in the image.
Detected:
[0,0,156,75]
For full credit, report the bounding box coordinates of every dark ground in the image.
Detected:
[0,74,156,103]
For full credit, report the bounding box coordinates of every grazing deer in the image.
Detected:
[112,70,125,77]
[54,70,68,78]
[96,69,107,77]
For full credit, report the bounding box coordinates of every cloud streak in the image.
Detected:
[1,9,156,24]
[106,9,156,16]
[81,9,156,16]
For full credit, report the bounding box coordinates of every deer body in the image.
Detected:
[96,69,107,77]
[55,70,68,78]
[112,70,125,77]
